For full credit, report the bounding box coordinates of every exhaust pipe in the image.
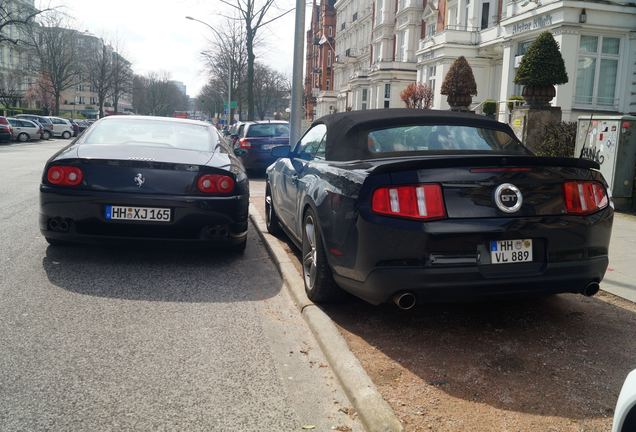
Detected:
[583,282,600,297]
[393,292,417,310]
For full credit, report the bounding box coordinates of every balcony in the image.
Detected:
[370,60,417,73]
[419,25,480,51]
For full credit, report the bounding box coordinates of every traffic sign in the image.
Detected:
[223,101,238,109]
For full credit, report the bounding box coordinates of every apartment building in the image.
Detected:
[416,0,636,121]
[333,0,424,112]
[303,0,337,120]
[0,0,39,111]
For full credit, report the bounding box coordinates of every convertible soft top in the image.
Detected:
[312,108,519,161]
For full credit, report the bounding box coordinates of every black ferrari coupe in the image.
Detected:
[40,116,249,252]
[265,109,613,308]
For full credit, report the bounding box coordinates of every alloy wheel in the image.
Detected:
[302,215,317,291]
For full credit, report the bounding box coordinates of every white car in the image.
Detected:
[613,370,636,432]
[47,116,74,139]
[7,118,42,142]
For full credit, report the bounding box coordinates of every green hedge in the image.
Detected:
[535,121,577,157]
[3,107,45,116]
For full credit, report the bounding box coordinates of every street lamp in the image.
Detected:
[185,16,232,126]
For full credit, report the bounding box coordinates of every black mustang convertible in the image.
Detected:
[265,109,613,308]
[40,116,249,252]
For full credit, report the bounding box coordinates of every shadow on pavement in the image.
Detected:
[324,293,636,420]
[42,228,281,303]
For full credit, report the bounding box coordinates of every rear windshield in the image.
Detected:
[82,118,216,152]
[367,125,527,155]
[247,123,289,138]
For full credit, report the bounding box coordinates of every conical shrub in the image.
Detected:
[440,56,477,96]
[514,31,568,86]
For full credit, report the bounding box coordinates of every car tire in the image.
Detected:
[45,237,70,246]
[43,131,51,140]
[265,185,283,236]
[62,131,71,139]
[17,133,29,142]
[301,208,341,303]
[230,238,247,254]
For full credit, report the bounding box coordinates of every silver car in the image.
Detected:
[46,116,74,139]
[7,118,42,142]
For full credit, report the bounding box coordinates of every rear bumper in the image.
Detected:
[39,186,249,245]
[240,150,277,170]
[326,208,613,304]
[333,257,609,305]
[0,132,11,142]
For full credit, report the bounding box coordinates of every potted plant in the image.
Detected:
[440,56,477,111]
[482,99,497,118]
[514,31,568,108]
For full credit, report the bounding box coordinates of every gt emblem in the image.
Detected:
[134,173,145,188]
[494,183,522,213]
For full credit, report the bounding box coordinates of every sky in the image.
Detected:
[47,0,304,97]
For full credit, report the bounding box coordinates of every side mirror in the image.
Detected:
[271,145,291,159]
[234,148,247,157]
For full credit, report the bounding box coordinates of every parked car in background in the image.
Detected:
[265,109,614,308]
[73,119,90,134]
[7,118,42,142]
[40,116,249,252]
[15,114,54,140]
[229,121,249,148]
[0,116,13,143]
[47,116,74,139]
[235,120,289,172]
[69,120,80,137]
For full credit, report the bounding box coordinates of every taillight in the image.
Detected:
[372,183,446,220]
[239,138,251,149]
[47,165,83,186]
[197,174,235,194]
[563,181,608,215]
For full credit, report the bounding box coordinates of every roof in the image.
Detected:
[312,109,518,161]
[97,115,211,127]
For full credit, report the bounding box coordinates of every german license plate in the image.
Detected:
[105,205,171,222]
[490,239,533,264]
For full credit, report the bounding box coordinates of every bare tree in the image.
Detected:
[0,1,49,45]
[218,0,294,120]
[133,72,187,117]
[110,41,133,114]
[24,74,55,114]
[0,71,25,109]
[198,82,225,118]
[201,17,247,118]
[25,11,79,115]
[253,62,289,119]
[400,82,434,109]
[82,37,113,118]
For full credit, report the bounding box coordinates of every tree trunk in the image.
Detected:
[246,27,255,121]
[54,90,60,116]
[113,93,119,113]
[99,99,104,118]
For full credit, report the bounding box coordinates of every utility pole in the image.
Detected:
[290,0,306,145]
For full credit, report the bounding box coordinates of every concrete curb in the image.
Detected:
[249,204,403,432]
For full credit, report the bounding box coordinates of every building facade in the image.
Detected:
[331,0,636,122]
[416,0,636,121]
[334,0,424,113]
[304,0,337,120]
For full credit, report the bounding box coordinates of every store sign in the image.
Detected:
[511,15,553,35]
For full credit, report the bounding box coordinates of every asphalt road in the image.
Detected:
[0,140,360,432]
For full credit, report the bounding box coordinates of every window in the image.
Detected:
[326,79,331,90]
[575,35,620,107]
[83,119,216,152]
[295,124,327,160]
[427,18,436,37]
[480,2,490,30]
[78,96,85,104]
[328,26,333,37]
[327,49,332,67]
[366,125,527,155]
[384,100,390,108]
[90,97,96,105]
[361,88,368,110]
[246,123,289,138]
[427,66,436,104]
[384,83,391,99]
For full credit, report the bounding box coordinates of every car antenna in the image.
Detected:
[579,112,594,159]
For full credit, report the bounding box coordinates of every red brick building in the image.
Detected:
[303,0,337,121]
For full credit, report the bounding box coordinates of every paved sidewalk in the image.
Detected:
[603,212,636,302]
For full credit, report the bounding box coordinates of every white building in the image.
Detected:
[417,0,636,121]
[334,0,424,112]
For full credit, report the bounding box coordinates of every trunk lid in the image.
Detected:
[74,144,228,195]
[360,155,601,218]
